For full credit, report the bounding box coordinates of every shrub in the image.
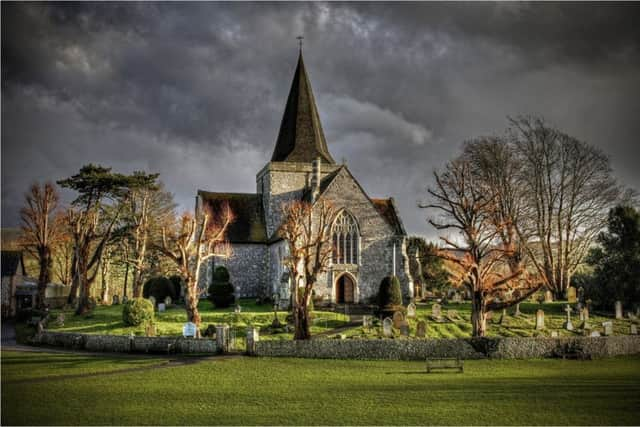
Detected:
[377,275,403,315]
[122,298,154,326]
[168,275,184,300]
[208,266,235,308]
[143,277,176,302]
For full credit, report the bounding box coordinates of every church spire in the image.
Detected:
[271,50,335,164]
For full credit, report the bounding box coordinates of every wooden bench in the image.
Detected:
[426,358,464,373]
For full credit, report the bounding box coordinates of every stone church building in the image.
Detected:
[198,52,413,306]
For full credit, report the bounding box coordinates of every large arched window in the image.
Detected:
[332,210,359,265]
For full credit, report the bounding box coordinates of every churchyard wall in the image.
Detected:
[254,336,640,360]
[32,331,218,354]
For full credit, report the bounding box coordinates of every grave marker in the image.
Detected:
[615,301,623,319]
[399,321,410,337]
[602,321,613,336]
[406,303,416,318]
[416,321,427,338]
[535,309,545,330]
[392,311,404,329]
[431,303,442,321]
[563,304,574,331]
[112,295,119,305]
[567,286,577,304]
[182,322,197,338]
[590,331,601,337]
[164,296,172,306]
[383,317,393,337]
[630,324,638,335]
[544,291,553,303]
[158,303,166,312]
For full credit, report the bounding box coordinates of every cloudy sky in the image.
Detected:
[2,2,640,240]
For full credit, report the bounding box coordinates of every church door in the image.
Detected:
[336,274,355,304]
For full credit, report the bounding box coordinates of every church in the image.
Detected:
[197,51,413,306]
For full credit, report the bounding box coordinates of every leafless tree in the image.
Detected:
[157,203,233,328]
[278,200,335,340]
[20,182,61,309]
[510,117,620,299]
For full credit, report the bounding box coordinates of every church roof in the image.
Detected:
[371,198,407,236]
[1,250,25,277]
[197,191,267,244]
[271,53,335,164]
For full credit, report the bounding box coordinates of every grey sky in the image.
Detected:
[2,2,639,240]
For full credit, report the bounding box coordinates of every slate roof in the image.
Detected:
[271,53,335,164]
[197,191,267,244]
[1,250,25,277]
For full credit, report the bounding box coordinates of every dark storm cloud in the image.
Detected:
[3,2,640,240]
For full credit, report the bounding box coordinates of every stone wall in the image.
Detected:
[32,331,218,354]
[214,244,268,298]
[254,336,640,360]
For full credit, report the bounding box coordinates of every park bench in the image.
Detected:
[426,358,464,373]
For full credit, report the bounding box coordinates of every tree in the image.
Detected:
[407,237,450,295]
[422,159,539,336]
[157,203,234,328]
[52,211,74,286]
[58,164,131,314]
[278,200,335,340]
[510,117,620,299]
[585,204,640,308]
[20,182,61,309]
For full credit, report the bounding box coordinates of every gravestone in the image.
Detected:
[246,327,259,355]
[583,306,590,321]
[234,304,242,314]
[148,296,156,308]
[164,296,172,306]
[431,303,442,321]
[615,301,623,319]
[447,310,460,321]
[567,286,577,304]
[406,303,417,318]
[563,304,574,331]
[112,295,120,305]
[550,331,559,338]
[582,322,592,336]
[56,313,65,327]
[183,322,197,338]
[399,321,410,337]
[630,324,638,335]
[590,331,601,337]
[577,286,584,303]
[535,309,545,330]
[513,303,521,316]
[216,324,229,352]
[544,291,553,303]
[628,312,638,321]
[416,321,427,338]
[383,317,393,337]
[158,303,166,312]
[122,295,128,304]
[579,309,585,321]
[362,315,372,329]
[602,321,613,336]
[392,311,404,329]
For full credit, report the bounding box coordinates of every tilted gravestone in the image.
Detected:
[615,301,623,319]
[383,317,393,337]
[392,311,404,329]
[406,303,417,318]
[416,321,427,338]
[566,286,577,304]
[535,309,545,330]
[431,303,442,321]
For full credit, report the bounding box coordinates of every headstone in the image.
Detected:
[630,324,638,335]
[514,303,521,316]
[567,286,577,304]
[535,309,545,330]
[590,331,601,337]
[234,304,242,314]
[56,313,65,327]
[148,296,156,308]
[362,315,372,329]
[392,311,404,329]
[182,322,197,338]
[451,292,462,303]
[158,303,166,312]
[628,312,638,321]
[602,321,613,336]
[579,309,585,322]
[431,303,442,321]
[246,327,259,355]
[416,321,427,338]
[216,324,229,352]
[582,322,592,336]
[550,331,559,338]
[406,303,416,318]
[615,301,623,319]
[383,317,393,337]
[583,306,590,321]
[544,290,553,303]
[112,295,120,305]
[122,295,128,304]
[563,304,574,331]
[164,296,172,306]
[577,286,585,303]
[399,321,410,337]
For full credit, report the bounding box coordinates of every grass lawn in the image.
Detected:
[2,350,640,425]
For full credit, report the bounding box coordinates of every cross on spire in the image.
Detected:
[296,35,304,52]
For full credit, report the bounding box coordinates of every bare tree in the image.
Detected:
[20,182,61,309]
[52,211,74,286]
[422,159,539,337]
[278,200,335,340]
[99,246,112,304]
[511,117,620,299]
[157,203,233,328]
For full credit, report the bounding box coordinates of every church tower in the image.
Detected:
[257,52,341,237]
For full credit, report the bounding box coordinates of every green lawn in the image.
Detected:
[2,350,639,425]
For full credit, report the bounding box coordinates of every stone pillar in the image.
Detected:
[615,301,623,319]
[216,324,229,354]
[246,327,259,355]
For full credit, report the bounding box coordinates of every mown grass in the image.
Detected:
[2,350,639,425]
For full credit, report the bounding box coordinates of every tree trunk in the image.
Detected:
[123,263,129,298]
[100,259,110,304]
[471,291,488,337]
[184,278,201,326]
[132,269,143,298]
[293,304,311,340]
[37,248,52,309]
[75,271,92,315]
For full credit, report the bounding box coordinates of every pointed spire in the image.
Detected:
[271,51,335,164]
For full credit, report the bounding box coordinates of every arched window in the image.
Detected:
[332,210,359,265]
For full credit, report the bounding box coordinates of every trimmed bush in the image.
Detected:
[142,277,176,302]
[168,275,184,301]
[122,298,154,326]
[208,266,235,308]
[377,275,403,316]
